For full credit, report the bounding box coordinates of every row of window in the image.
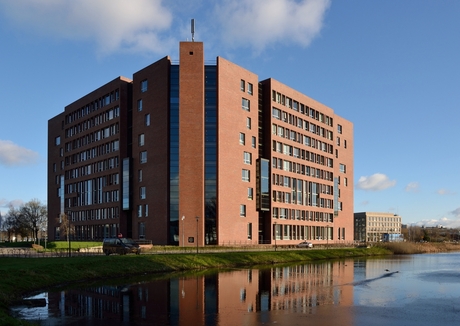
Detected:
[65,207,120,222]
[240,79,254,95]
[273,174,334,194]
[272,116,333,142]
[56,223,119,241]
[272,90,334,127]
[272,155,332,173]
[272,208,334,222]
[64,178,119,207]
[65,106,120,138]
[239,132,257,148]
[62,139,119,168]
[273,191,333,208]
[66,122,119,152]
[65,90,120,125]
[272,161,334,181]
[137,204,149,218]
[273,141,333,162]
[272,224,343,241]
[272,124,333,154]
[64,156,120,180]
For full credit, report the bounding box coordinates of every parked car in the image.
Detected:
[103,238,141,255]
[296,241,313,248]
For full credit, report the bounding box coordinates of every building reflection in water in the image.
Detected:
[31,260,354,325]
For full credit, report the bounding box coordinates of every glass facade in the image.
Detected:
[204,66,217,245]
[169,65,180,243]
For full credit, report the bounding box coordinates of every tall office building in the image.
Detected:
[48,41,353,247]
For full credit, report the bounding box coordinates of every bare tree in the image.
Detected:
[4,205,28,241]
[58,212,73,241]
[20,199,47,243]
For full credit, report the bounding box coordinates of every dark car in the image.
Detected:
[103,238,141,255]
[296,241,313,248]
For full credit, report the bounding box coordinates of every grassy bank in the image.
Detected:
[1,247,390,325]
[377,241,460,254]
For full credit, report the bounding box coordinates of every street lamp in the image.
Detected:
[274,221,277,251]
[182,215,185,247]
[67,210,72,257]
[195,216,199,254]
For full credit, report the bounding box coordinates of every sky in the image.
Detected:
[0,0,459,228]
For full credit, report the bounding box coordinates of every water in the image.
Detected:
[12,252,460,325]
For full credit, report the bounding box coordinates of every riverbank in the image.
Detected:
[1,247,390,325]
[377,241,460,254]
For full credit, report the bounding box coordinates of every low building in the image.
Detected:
[354,212,402,242]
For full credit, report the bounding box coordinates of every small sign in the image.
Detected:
[188,237,194,243]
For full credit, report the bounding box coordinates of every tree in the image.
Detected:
[58,212,73,241]
[4,205,28,241]
[20,199,47,243]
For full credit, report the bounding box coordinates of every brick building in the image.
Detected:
[48,41,354,247]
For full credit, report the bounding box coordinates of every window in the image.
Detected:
[138,169,143,182]
[137,205,143,217]
[139,222,145,239]
[140,187,146,199]
[55,136,60,146]
[244,152,252,165]
[337,124,342,134]
[240,79,245,91]
[248,83,253,95]
[137,99,143,111]
[140,151,147,164]
[248,188,253,200]
[242,169,250,182]
[340,164,346,173]
[145,114,150,126]
[141,79,148,92]
[240,204,246,217]
[139,134,145,146]
[272,108,281,119]
[252,136,256,148]
[239,132,245,145]
[247,223,252,239]
[242,98,250,111]
[246,117,251,130]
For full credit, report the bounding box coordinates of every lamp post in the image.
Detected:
[67,211,72,258]
[181,215,185,247]
[274,221,277,251]
[195,216,199,254]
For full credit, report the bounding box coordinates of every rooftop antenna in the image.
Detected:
[191,19,195,42]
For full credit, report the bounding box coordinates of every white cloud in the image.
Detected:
[0,140,39,166]
[0,199,24,209]
[0,0,330,55]
[355,173,396,191]
[214,0,331,52]
[405,182,419,193]
[0,0,174,55]
[437,188,456,196]
[416,217,460,229]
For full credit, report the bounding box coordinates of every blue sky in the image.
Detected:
[1,0,459,228]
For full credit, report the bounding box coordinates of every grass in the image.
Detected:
[377,241,460,254]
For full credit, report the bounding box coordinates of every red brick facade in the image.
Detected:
[48,41,353,246]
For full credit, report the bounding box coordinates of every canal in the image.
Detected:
[12,252,460,325]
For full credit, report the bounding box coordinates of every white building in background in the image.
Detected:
[354,212,402,242]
